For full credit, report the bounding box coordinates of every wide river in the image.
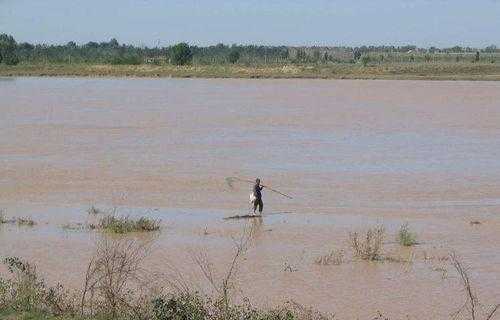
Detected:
[1,77,500,319]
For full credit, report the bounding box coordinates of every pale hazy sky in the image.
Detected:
[1,0,499,47]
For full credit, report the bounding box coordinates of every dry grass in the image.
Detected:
[350,226,385,261]
[2,62,500,80]
[192,227,252,316]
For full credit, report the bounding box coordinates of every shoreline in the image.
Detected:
[2,63,500,81]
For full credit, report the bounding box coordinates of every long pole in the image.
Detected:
[226,177,293,199]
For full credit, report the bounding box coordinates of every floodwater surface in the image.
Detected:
[1,77,500,319]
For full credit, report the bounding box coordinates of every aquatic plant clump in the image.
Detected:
[397,223,418,246]
[16,217,36,227]
[350,226,385,261]
[315,249,345,266]
[0,212,35,227]
[98,215,161,233]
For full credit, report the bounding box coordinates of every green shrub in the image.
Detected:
[153,295,207,320]
[397,223,417,246]
[0,257,74,315]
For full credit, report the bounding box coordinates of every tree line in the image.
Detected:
[0,33,498,66]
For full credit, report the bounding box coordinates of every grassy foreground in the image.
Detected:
[1,62,500,80]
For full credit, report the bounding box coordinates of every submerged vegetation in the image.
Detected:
[397,223,418,247]
[349,226,385,261]
[97,215,161,234]
[0,212,36,227]
[1,33,499,79]
[314,249,345,266]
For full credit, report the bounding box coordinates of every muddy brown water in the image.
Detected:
[1,77,500,319]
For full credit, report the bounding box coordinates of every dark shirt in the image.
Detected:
[253,184,263,199]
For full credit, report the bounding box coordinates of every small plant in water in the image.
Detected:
[87,205,101,215]
[0,210,7,224]
[350,226,385,261]
[315,249,344,266]
[98,215,160,234]
[16,217,36,227]
[397,223,417,246]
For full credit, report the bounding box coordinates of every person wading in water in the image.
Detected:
[253,178,264,214]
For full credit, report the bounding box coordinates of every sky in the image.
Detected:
[1,0,499,48]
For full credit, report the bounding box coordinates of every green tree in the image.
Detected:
[353,49,362,61]
[228,48,240,64]
[484,45,497,53]
[0,34,19,65]
[170,42,193,65]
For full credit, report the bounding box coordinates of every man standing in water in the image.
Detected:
[253,178,264,214]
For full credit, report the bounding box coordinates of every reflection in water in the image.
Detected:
[248,216,264,243]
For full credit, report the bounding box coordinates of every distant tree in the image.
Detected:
[295,48,307,62]
[0,34,19,65]
[323,52,329,62]
[353,49,362,61]
[312,49,321,62]
[109,38,119,48]
[85,41,99,49]
[484,45,497,53]
[228,48,240,64]
[170,42,192,65]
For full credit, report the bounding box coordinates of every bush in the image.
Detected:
[153,295,207,320]
[98,215,161,233]
[350,226,385,261]
[0,257,74,315]
[397,223,417,246]
[170,43,193,66]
